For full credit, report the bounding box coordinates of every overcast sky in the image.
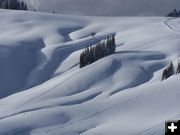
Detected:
[25,0,180,16]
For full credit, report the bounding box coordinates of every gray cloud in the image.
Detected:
[26,0,180,16]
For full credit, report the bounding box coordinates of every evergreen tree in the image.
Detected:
[0,0,2,8]
[178,10,180,17]
[24,3,27,10]
[17,2,20,10]
[161,61,175,81]
[89,46,94,63]
[80,52,85,68]
[168,62,174,76]
[162,68,168,81]
[5,1,8,9]
[176,59,180,74]
[112,35,116,53]
[173,9,178,17]
[20,1,24,10]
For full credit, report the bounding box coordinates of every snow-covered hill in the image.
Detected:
[0,9,180,135]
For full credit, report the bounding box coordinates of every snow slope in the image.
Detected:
[0,9,180,135]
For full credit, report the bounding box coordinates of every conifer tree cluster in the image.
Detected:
[80,35,116,68]
[161,62,174,81]
[161,59,180,81]
[0,0,28,10]
[167,9,180,17]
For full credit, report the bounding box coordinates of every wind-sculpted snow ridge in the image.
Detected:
[0,10,180,135]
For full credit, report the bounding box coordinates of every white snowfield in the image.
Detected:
[0,9,180,135]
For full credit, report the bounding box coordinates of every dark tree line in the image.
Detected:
[166,9,180,17]
[161,59,180,81]
[80,35,116,68]
[0,0,28,10]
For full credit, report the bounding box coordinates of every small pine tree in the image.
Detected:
[178,10,180,17]
[173,9,178,17]
[80,52,85,68]
[112,35,116,53]
[17,2,20,10]
[5,1,8,9]
[176,59,180,74]
[20,1,24,10]
[162,68,168,81]
[161,61,175,81]
[168,62,174,76]
[24,3,28,10]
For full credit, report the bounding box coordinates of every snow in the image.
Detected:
[0,9,180,135]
